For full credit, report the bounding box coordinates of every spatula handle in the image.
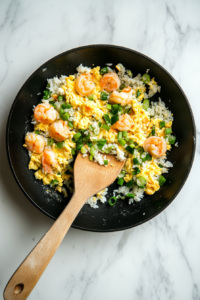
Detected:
[4,191,87,300]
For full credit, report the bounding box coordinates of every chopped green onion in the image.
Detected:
[106,104,112,110]
[136,147,144,154]
[159,121,165,129]
[125,137,129,142]
[168,135,176,145]
[76,142,83,150]
[73,132,82,141]
[88,125,94,132]
[43,89,51,99]
[58,95,63,101]
[119,170,126,177]
[82,134,90,142]
[165,128,172,135]
[159,175,166,186]
[100,67,108,75]
[118,132,122,139]
[111,104,120,115]
[43,90,50,96]
[111,114,119,125]
[117,178,124,186]
[100,92,108,101]
[68,121,73,128]
[56,142,64,149]
[61,103,71,109]
[118,139,126,147]
[90,146,96,156]
[101,124,110,131]
[120,83,126,90]
[136,176,147,188]
[34,130,40,135]
[108,196,117,206]
[136,90,141,98]
[124,107,131,114]
[98,122,102,128]
[89,154,93,161]
[49,101,56,108]
[71,148,76,155]
[88,94,94,101]
[47,83,50,88]
[158,164,163,168]
[133,157,141,165]
[143,99,149,111]
[104,114,111,125]
[81,146,87,154]
[126,193,135,198]
[127,70,132,77]
[60,112,70,121]
[126,180,134,188]
[141,152,152,162]
[132,167,141,175]
[50,179,59,188]
[97,139,107,150]
[48,138,55,146]
[104,160,108,165]
[128,139,135,145]
[101,145,115,153]
[141,152,147,162]
[59,108,64,115]
[141,73,151,84]
[119,105,123,114]
[125,146,135,154]
[87,141,92,147]
[151,125,156,136]
[122,131,127,137]
[146,153,152,161]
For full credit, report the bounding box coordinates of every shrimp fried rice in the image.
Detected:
[24,63,176,208]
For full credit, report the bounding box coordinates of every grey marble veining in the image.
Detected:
[0,0,200,299]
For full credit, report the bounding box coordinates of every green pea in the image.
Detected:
[100,67,108,75]
[141,74,151,84]
[58,95,64,101]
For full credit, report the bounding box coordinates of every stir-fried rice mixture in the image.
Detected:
[24,63,177,208]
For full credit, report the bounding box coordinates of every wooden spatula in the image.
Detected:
[4,152,125,300]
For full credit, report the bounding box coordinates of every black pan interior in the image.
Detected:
[6,45,196,232]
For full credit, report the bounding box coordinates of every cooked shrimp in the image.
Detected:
[143,136,167,158]
[75,74,95,96]
[42,149,58,174]
[25,132,46,153]
[49,120,70,142]
[109,87,132,106]
[34,103,58,124]
[112,114,134,131]
[100,72,120,92]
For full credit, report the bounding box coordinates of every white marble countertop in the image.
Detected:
[1,0,200,299]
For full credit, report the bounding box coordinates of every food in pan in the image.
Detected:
[24,63,177,208]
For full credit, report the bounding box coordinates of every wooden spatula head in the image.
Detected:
[74,152,125,199]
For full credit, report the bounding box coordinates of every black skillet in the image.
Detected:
[6,45,196,232]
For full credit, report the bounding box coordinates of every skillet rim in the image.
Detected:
[6,44,196,232]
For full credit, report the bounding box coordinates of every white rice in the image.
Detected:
[113,185,144,204]
[148,98,173,122]
[76,64,91,75]
[86,188,108,208]
[47,76,67,95]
